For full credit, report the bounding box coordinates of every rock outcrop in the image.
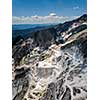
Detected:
[12,14,87,100]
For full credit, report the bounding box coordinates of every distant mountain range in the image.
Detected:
[12,24,56,30]
[12,24,56,43]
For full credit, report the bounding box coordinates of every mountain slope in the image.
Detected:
[12,14,87,100]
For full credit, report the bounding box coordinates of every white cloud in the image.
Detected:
[71,16,80,19]
[73,6,80,10]
[49,13,56,16]
[12,13,70,24]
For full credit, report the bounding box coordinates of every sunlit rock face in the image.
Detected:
[38,31,87,100]
[12,14,87,100]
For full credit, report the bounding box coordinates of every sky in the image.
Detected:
[12,0,87,24]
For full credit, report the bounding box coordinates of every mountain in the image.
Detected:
[12,14,87,100]
[12,24,57,30]
[12,24,55,46]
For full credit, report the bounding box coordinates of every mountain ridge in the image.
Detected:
[12,14,87,100]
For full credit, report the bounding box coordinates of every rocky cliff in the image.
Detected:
[12,14,87,100]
